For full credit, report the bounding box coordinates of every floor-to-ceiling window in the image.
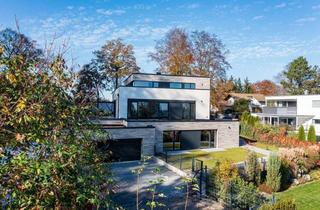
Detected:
[128,99,195,120]
[163,130,216,151]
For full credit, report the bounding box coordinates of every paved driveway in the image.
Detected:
[111,160,184,209]
[111,159,224,210]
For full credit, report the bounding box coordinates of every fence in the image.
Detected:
[159,152,274,209]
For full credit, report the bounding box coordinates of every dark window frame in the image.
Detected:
[130,80,196,89]
[127,99,196,120]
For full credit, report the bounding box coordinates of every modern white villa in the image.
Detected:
[254,95,320,140]
[95,73,239,161]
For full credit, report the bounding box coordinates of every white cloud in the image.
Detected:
[275,3,286,8]
[96,9,126,16]
[312,4,320,10]
[296,17,317,23]
[252,15,264,20]
[67,6,74,10]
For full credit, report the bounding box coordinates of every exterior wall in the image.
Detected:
[104,127,156,156]
[259,95,320,136]
[124,73,211,90]
[114,87,210,120]
[265,95,320,116]
[128,120,240,153]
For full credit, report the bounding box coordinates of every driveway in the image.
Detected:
[111,159,222,210]
[111,159,184,209]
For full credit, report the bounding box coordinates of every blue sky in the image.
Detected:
[1,0,320,82]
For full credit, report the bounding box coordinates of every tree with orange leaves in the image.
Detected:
[149,28,193,76]
[252,80,278,96]
[211,79,234,113]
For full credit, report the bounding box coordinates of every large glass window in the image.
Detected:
[133,81,153,87]
[159,102,169,118]
[130,80,195,89]
[169,82,182,89]
[129,102,138,118]
[128,99,195,120]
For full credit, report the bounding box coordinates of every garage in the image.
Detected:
[98,138,142,162]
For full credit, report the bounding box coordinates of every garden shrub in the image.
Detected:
[279,146,320,178]
[227,176,261,209]
[259,198,297,210]
[298,125,306,141]
[207,160,238,201]
[266,154,281,192]
[307,125,317,143]
[245,151,261,185]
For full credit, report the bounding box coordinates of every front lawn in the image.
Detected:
[163,148,264,170]
[252,142,279,152]
[276,181,320,210]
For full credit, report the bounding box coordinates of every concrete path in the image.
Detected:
[167,148,225,156]
[241,144,274,157]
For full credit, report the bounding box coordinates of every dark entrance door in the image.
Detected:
[99,138,142,162]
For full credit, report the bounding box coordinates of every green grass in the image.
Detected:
[252,142,279,152]
[164,148,264,170]
[276,181,320,210]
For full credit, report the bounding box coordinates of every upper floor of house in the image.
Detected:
[262,95,320,116]
[112,73,211,120]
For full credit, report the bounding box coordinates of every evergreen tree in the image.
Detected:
[307,125,317,143]
[266,154,282,192]
[233,78,243,93]
[280,56,320,95]
[298,125,306,141]
[245,152,261,185]
[243,77,253,93]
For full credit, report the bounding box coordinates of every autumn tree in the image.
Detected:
[0,33,112,208]
[74,63,105,104]
[149,28,230,81]
[190,30,230,81]
[149,28,193,75]
[94,38,140,91]
[252,80,278,96]
[0,28,43,63]
[211,79,233,113]
[280,56,320,95]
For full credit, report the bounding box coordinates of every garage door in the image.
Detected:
[107,138,142,161]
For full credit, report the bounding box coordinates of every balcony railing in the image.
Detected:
[262,107,297,115]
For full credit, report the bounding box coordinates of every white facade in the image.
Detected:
[266,95,320,116]
[113,86,210,119]
[257,95,320,137]
[113,73,211,120]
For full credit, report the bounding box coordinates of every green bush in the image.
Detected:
[266,154,282,192]
[259,198,297,210]
[298,125,306,141]
[307,125,317,143]
[228,177,261,209]
[245,152,261,185]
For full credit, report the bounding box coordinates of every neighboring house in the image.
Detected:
[225,93,266,114]
[253,95,320,140]
[94,73,239,161]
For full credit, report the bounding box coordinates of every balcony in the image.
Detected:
[262,106,297,115]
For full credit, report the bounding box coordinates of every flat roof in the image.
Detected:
[123,72,211,83]
[266,94,320,100]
